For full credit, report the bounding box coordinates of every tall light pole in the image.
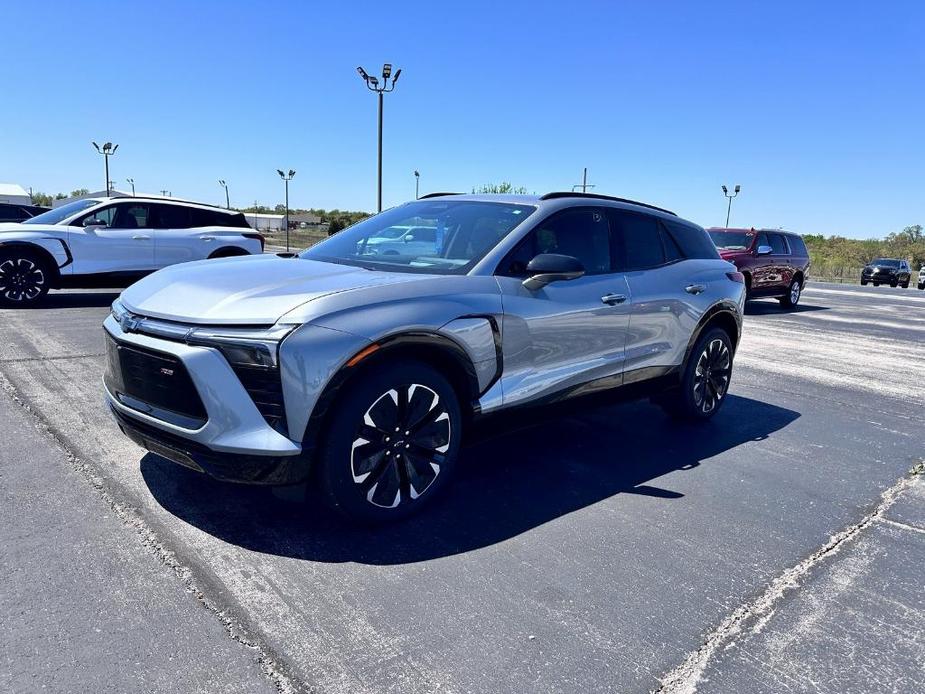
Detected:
[277,169,296,252]
[126,178,135,196]
[92,141,119,196]
[414,170,420,199]
[357,63,402,212]
[219,179,230,208]
[722,184,741,227]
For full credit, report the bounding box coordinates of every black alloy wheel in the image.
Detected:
[0,252,50,306]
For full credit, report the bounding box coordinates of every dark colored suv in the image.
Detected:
[861,258,911,288]
[708,227,811,308]
[0,202,51,223]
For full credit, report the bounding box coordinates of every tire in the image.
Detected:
[890,279,898,288]
[316,360,463,523]
[860,279,868,286]
[918,283,924,290]
[0,248,51,307]
[779,278,802,308]
[655,327,734,422]
[873,282,880,287]
[901,281,909,289]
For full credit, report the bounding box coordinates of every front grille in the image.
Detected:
[230,364,287,435]
[105,334,207,429]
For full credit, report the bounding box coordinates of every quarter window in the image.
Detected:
[152,204,191,229]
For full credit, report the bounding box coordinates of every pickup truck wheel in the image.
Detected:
[317,360,462,523]
[890,279,898,288]
[779,278,801,308]
[900,281,909,289]
[0,249,50,307]
[656,327,733,422]
[918,282,925,290]
[860,279,868,285]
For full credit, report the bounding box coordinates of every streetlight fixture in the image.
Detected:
[721,184,741,227]
[357,62,402,212]
[414,170,420,199]
[219,179,230,209]
[277,169,296,252]
[92,141,119,195]
[126,178,135,196]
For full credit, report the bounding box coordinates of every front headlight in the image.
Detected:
[186,324,294,369]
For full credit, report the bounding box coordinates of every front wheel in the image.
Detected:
[656,327,734,421]
[779,278,802,308]
[316,360,462,523]
[900,281,909,289]
[860,279,868,286]
[918,282,924,290]
[0,249,51,307]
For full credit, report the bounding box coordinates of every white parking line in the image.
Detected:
[804,286,925,305]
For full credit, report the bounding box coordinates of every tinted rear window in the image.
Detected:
[612,210,665,270]
[788,235,808,256]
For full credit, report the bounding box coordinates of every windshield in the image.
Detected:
[709,230,754,250]
[870,258,899,267]
[369,226,412,240]
[23,199,102,225]
[300,200,536,274]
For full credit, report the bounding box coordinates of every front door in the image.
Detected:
[68,202,155,275]
[495,207,631,407]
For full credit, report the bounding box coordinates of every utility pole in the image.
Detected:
[126,178,135,195]
[92,141,119,195]
[160,189,171,197]
[572,167,595,193]
[277,169,296,252]
[722,184,741,227]
[357,63,402,212]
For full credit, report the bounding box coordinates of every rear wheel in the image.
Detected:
[890,279,898,288]
[918,282,924,290]
[900,280,909,289]
[0,249,51,307]
[316,360,462,523]
[779,278,802,308]
[656,327,733,421]
[860,279,868,286]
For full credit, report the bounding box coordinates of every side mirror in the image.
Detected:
[403,234,414,243]
[756,245,772,255]
[83,218,107,228]
[522,253,585,291]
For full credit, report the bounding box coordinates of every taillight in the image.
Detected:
[726,271,745,283]
[243,232,265,252]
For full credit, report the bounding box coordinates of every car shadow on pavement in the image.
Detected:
[141,394,799,565]
[744,302,829,315]
[21,291,121,309]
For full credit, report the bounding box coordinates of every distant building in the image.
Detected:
[0,183,32,205]
[244,212,285,231]
[289,212,323,228]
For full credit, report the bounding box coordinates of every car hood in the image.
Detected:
[119,254,431,325]
[0,222,60,234]
[717,249,751,261]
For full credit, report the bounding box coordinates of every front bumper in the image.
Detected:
[103,314,308,485]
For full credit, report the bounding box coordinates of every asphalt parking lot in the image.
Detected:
[1,282,923,693]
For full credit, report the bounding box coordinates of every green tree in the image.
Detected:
[30,192,54,207]
[473,182,529,194]
[69,188,90,197]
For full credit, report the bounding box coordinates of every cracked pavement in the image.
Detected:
[1,282,923,693]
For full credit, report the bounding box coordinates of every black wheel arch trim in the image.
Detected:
[0,240,65,287]
[682,301,742,369]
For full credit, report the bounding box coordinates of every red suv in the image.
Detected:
[708,228,811,308]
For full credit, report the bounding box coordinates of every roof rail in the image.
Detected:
[539,191,676,216]
[417,192,464,199]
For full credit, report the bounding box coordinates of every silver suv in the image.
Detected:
[104,193,745,521]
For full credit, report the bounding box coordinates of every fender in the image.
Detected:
[0,236,72,285]
[681,300,742,368]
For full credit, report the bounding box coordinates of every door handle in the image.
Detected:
[685,284,706,295]
[132,235,151,240]
[199,235,216,241]
[601,293,627,305]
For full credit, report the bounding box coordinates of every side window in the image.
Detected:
[153,204,191,229]
[663,221,720,259]
[769,233,788,255]
[412,227,437,243]
[498,208,612,277]
[660,224,684,262]
[788,235,808,257]
[190,208,226,227]
[75,205,117,227]
[611,210,665,271]
[112,203,150,229]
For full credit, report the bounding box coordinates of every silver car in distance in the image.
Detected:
[103,192,746,522]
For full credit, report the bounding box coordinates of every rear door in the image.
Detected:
[495,206,631,407]
[67,202,155,275]
[611,210,704,376]
[767,232,792,291]
[151,203,204,267]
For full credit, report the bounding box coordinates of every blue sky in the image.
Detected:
[3,0,923,237]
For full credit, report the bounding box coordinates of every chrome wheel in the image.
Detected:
[789,281,801,305]
[350,383,451,509]
[692,338,731,414]
[0,257,46,302]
